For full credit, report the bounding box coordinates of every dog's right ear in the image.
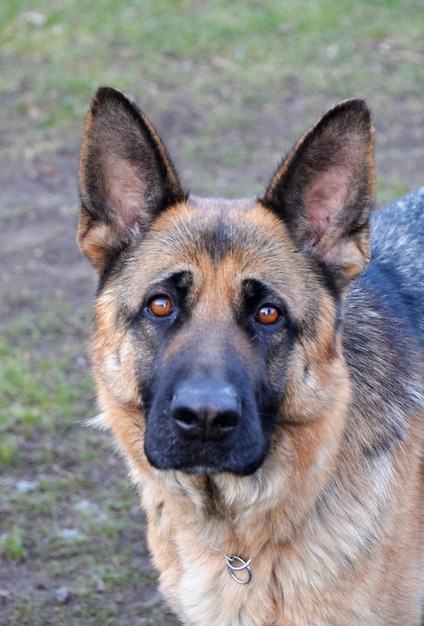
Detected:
[78,86,185,276]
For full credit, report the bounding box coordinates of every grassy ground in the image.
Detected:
[1,1,423,624]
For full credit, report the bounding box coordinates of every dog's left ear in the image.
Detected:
[78,86,185,276]
[260,100,374,291]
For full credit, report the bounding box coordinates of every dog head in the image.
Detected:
[78,87,374,477]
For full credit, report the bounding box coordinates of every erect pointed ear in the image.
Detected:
[78,86,185,276]
[260,99,374,291]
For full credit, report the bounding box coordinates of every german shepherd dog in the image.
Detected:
[78,86,424,625]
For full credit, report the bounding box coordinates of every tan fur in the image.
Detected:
[78,88,424,625]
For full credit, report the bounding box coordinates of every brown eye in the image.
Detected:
[148,295,173,317]
[256,305,280,325]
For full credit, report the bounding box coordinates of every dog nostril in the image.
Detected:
[213,411,239,432]
[173,408,199,432]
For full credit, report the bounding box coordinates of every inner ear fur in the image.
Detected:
[78,86,185,275]
[260,99,375,291]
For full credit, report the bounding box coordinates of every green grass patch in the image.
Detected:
[0,336,92,465]
[0,526,27,560]
[1,0,423,137]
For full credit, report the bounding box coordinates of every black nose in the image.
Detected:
[171,379,241,442]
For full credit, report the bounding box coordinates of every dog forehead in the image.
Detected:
[141,196,297,269]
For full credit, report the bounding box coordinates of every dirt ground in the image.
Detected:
[1,88,423,625]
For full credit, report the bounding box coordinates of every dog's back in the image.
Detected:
[335,188,424,624]
[371,187,424,345]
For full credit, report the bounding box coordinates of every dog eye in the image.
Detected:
[148,295,173,317]
[255,305,280,325]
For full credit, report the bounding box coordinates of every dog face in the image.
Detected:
[78,87,374,479]
[94,198,343,476]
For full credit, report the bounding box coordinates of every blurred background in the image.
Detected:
[1,1,423,624]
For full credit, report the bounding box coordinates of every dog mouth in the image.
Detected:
[145,443,269,476]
